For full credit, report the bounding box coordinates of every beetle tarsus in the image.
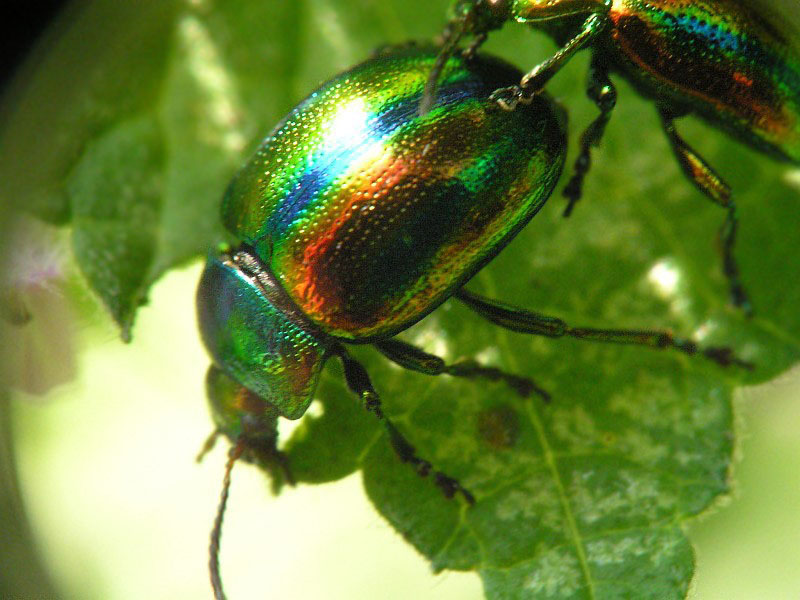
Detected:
[385,412,474,503]
[436,473,476,504]
[445,359,551,402]
[702,346,755,370]
[375,338,549,401]
[562,57,617,216]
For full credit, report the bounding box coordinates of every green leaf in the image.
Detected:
[67,117,163,339]
[2,0,800,598]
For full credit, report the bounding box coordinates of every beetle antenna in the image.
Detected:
[209,438,245,600]
[419,17,468,116]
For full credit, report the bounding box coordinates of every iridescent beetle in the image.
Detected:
[427,0,800,313]
[196,46,745,600]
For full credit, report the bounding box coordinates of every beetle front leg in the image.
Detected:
[335,344,475,504]
[375,338,550,401]
[420,8,482,116]
[456,289,752,369]
[658,107,750,314]
[490,12,607,110]
[562,55,617,216]
[462,32,488,58]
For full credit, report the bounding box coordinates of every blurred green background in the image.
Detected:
[2,0,800,598]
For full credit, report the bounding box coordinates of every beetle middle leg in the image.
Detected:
[375,338,549,401]
[562,55,617,216]
[456,289,752,369]
[334,344,475,504]
[658,106,751,314]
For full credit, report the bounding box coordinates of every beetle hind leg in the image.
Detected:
[456,289,753,370]
[335,345,475,504]
[563,57,617,216]
[658,107,751,314]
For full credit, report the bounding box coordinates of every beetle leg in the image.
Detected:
[490,12,607,110]
[462,32,487,59]
[375,338,549,401]
[420,11,474,116]
[456,289,753,369]
[335,345,475,504]
[658,107,751,314]
[563,55,617,216]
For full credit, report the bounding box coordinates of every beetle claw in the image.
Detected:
[490,85,526,110]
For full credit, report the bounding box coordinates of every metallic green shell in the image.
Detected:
[222,47,566,340]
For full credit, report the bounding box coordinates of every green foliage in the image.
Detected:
[1,1,799,598]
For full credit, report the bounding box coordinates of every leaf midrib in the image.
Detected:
[479,271,597,599]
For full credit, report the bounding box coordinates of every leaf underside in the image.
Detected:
[2,1,799,598]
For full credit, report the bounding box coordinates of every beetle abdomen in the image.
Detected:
[223,48,566,340]
[609,0,800,160]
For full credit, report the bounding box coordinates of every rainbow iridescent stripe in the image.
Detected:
[607,0,800,160]
[222,48,566,340]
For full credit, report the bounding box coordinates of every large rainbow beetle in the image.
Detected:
[196,45,745,600]
[428,0,800,313]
